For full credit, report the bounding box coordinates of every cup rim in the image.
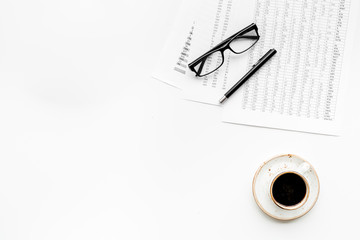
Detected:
[270,171,310,210]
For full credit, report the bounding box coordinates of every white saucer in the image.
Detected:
[252,154,320,220]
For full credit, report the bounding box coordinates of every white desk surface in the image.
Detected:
[1,0,360,239]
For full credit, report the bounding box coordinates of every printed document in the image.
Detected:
[153,0,357,135]
[223,0,355,135]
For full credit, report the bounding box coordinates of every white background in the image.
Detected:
[0,0,360,239]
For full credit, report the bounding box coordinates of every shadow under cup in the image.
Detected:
[270,172,309,210]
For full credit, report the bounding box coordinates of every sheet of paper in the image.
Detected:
[152,0,256,105]
[223,0,358,135]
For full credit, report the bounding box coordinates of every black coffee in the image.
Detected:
[272,173,307,206]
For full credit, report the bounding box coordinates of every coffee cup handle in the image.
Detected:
[297,162,311,175]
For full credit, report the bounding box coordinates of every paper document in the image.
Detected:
[154,0,357,135]
[223,0,354,135]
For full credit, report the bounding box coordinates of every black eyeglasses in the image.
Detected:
[188,23,260,77]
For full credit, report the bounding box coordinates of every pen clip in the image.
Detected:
[252,49,274,67]
[252,55,266,67]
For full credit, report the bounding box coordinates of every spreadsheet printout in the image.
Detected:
[153,0,357,134]
[223,0,354,135]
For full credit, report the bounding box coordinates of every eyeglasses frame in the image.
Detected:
[188,23,260,77]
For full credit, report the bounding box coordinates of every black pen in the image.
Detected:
[219,48,277,104]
